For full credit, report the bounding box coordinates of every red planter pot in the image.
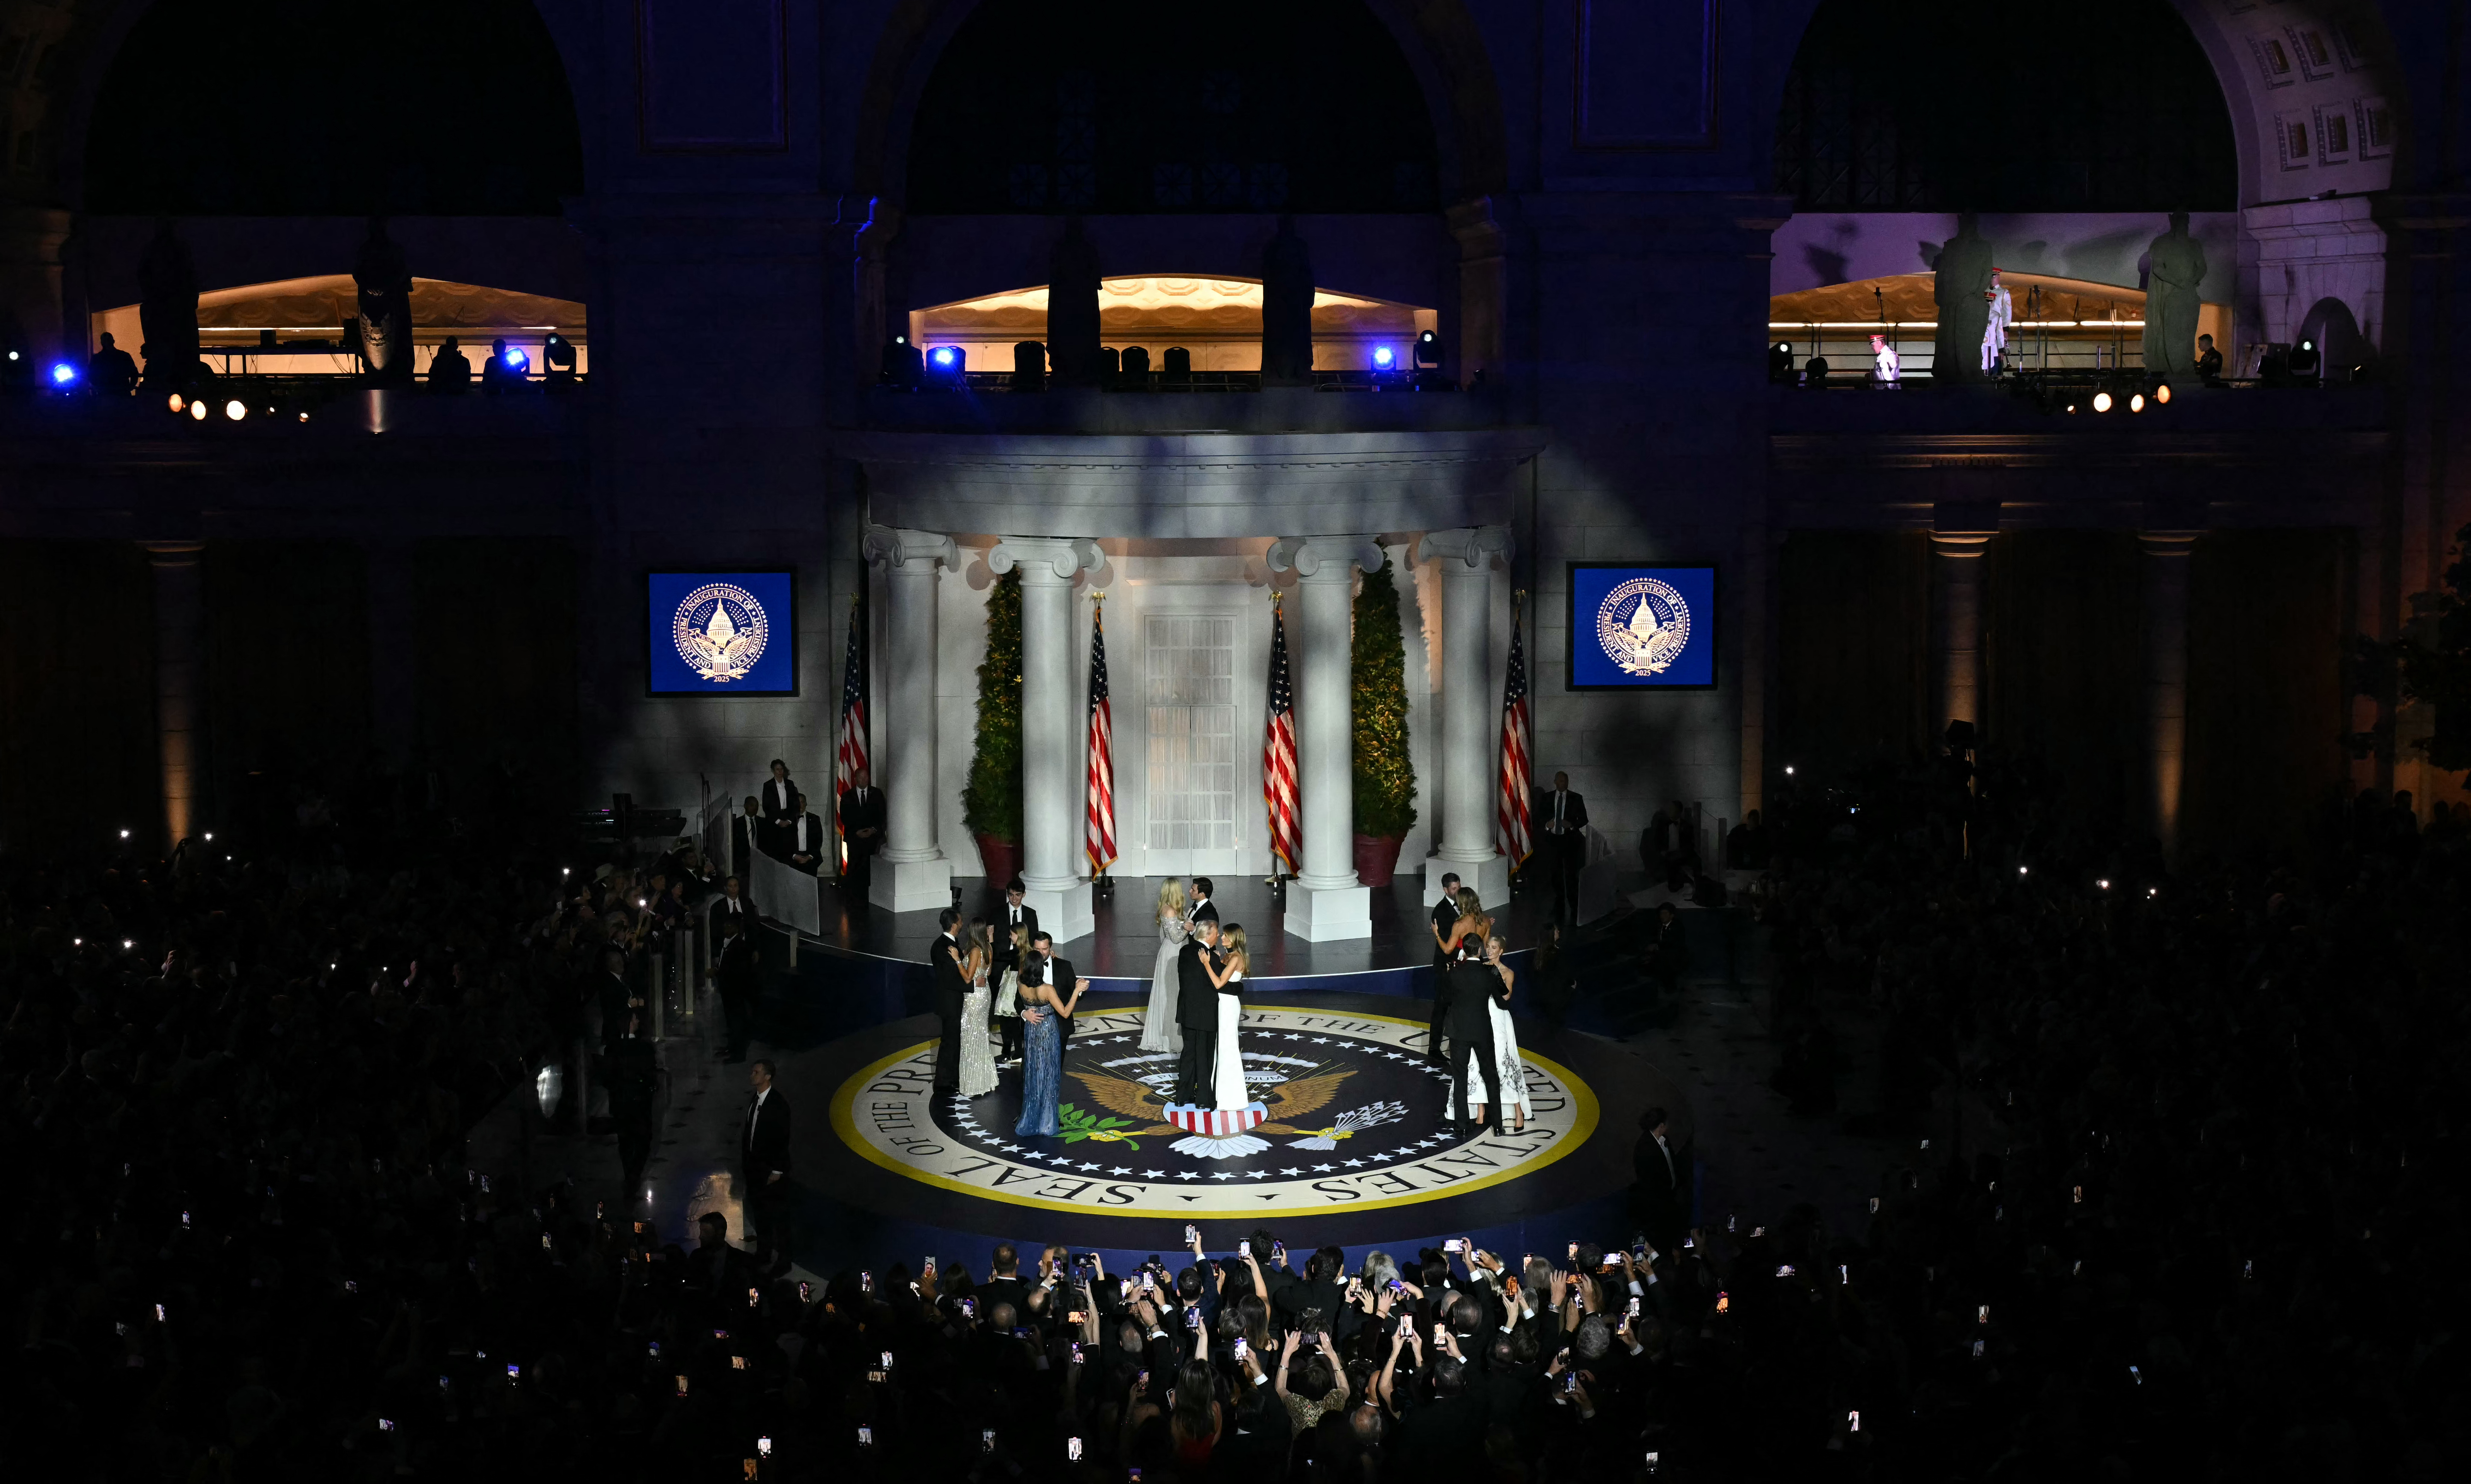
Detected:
[1352,833,1405,888]
[975,834,1019,889]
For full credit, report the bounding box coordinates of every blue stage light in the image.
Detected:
[1371,346,1395,370]
[932,347,957,367]
[505,348,529,371]
[49,362,77,386]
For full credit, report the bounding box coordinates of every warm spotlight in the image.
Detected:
[2129,393,2145,413]
[2153,382,2171,404]
[189,399,208,421]
[2092,390,2113,412]
[225,399,247,421]
[168,393,184,413]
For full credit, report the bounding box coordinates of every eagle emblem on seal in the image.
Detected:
[1595,577,1691,677]
[673,582,769,683]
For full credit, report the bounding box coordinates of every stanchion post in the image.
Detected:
[647,947,665,1040]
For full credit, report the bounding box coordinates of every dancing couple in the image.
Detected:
[1432,887,1530,1136]
[1145,878,1248,1111]
[933,905,1088,1137]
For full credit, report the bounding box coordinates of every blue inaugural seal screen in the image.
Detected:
[647,571,796,694]
[1569,565,1716,688]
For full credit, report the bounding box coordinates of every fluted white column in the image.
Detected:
[1420,527,1513,908]
[989,536,1101,942]
[147,542,205,848]
[1269,535,1384,941]
[862,525,959,911]
[2140,531,2197,861]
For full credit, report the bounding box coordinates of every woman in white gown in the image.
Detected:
[958,921,999,1098]
[1460,932,1530,1132]
[1139,878,1189,1056]
[1208,924,1251,1110]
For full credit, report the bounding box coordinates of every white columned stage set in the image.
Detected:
[846,429,1544,945]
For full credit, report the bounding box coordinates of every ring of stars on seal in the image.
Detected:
[830,1005,1598,1218]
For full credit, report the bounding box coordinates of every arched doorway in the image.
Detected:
[81,0,584,214]
[903,0,1437,214]
[1772,0,2236,212]
[913,275,1432,375]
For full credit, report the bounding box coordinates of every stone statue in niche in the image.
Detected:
[1259,214,1315,386]
[2143,211,2207,379]
[1046,216,1103,387]
[137,218,199,391]
[1931,212,1993,384]
[354,217,416,388]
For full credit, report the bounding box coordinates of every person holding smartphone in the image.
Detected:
[1275,1327,1351,1431]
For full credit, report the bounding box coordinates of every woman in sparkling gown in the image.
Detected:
[1207,924,1251,1110]
[1013,955,1085,1137]
[1139,878,1189,1056]
[958,920,999,1098]
[1459,932,1530,1132]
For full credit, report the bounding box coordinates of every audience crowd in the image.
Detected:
[2,752,2464,1481]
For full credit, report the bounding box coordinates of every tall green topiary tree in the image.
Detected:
[963,567,1024,842]
[1351,555,1418,839]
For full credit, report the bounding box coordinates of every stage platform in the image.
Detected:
[767,870,1577,980]
[746,937,1688,1276]
[580,874,1755,1281]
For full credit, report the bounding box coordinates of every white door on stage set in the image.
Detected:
[1144,613,1242,877]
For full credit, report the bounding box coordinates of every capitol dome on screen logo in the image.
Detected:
[1596,576,1691,677]
[672,582,769,683]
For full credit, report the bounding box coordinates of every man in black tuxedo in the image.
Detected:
[733,795,761,879]
[606,1010,659,1200]
[1631,1105,1686,1252]
[1425,871,1460,1063]
[1539,771,1588,921]
[928,907,967,1094]
[1032,931,1089,1049]
[997,877,1037,957]
[741,1059,794,1271]
[709,873,754,942]
[784,793,826,874]
[1446,956,1503,1136]
[838,767,886,903]
[715,915,760,1062]
[761,759,798,853]
[1174,919,1223,1104]
[1187,877,1219,934]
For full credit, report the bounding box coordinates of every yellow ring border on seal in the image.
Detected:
[828,1004,1602,1220]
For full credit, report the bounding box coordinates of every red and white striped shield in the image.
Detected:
[1165,1103,1268,1138]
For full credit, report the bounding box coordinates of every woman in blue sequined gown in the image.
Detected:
[1013,955,1086,1137]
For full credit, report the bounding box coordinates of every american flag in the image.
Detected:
[1262,593,1301,876]
[1085,599,1117,875]
[834,593,868,871]
[1497,591,1533,866]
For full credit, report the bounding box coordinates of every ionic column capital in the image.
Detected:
[989,536,1101,583]
[862,524,958,571]
[1418,525,1514,571]
[1268,534,1383,580]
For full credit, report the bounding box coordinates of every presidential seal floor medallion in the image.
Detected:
[830,1004,1599,1226]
